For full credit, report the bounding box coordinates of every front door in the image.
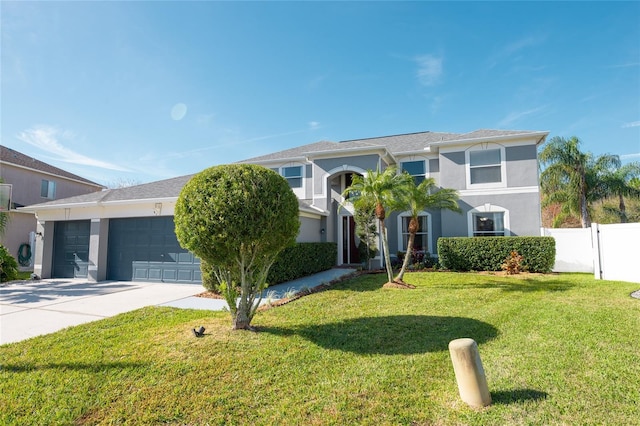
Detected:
[341,216,360,265]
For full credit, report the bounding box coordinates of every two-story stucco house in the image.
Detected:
[0,145,104,269]
[23,129,548,283]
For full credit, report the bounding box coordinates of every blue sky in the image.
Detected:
[2,1,639,186]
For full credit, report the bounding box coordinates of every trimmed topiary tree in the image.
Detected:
[175,164,300,330]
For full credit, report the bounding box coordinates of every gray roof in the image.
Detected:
[25,174,194,207]
[241,129,547,163]
[23,128,547,210]
[0,145,104,187]
[22,173,326,216]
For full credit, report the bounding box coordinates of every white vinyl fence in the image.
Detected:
[542,223,640,284]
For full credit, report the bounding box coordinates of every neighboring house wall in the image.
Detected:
[1,163,100,206]
[0,147,103,267]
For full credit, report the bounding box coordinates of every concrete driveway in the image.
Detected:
[0,279,204,345]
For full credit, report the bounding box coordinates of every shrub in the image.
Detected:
[267,242,337,284]
[502,250,525,275]
[175,164,299,330]
[0,245,19,283]
[437,237,555,273]
[397,250,437,270]
[200,242,337,293]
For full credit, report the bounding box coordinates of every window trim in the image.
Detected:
[397,210,432,255]
[467,204,510,237]
[281,165,303,189]
[400,160,427,185]
[41,179,56,199]
[465,144,506,189]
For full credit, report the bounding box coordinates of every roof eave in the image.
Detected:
[429,131,550,147]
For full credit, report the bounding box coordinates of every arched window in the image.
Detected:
[467,204,510,237]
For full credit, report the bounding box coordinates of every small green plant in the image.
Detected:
[502,250,525,275]
[283,288,298,299]
[0,245,19,283]
[264,290,278,307]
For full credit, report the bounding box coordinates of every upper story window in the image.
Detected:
[282,166,302,188]
[401,160,426,185]
[466,145,506,189]
[41,179,56,199]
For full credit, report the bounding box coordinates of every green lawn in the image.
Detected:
[1,272,639,425]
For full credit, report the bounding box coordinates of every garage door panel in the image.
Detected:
[108,217,201,283]
[53,220,91,279]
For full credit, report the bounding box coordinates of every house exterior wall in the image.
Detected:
[26,130,547,279]
[441,192,541,237]
[297,215,324,243]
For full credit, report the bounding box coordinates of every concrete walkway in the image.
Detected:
[0,268,356,345]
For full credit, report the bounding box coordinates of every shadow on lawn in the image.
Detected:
[491,388,548,405]
[1,361,146,373]
[261,315,498,355]
[432,277,576,293]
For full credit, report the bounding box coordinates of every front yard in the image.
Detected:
[1,272,639,425]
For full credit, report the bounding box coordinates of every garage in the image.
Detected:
[107,216,201,283]
[52,220,91,278]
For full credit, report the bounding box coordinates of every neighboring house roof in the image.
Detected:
[240,129,548,163]
[0,145,105,188]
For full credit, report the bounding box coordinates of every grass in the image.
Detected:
[1,272,639,425]
[15,270,32,280]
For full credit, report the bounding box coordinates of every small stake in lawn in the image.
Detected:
[449,338,492,408]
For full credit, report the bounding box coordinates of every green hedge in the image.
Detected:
[200,242,337,292]
[267,242,337,285]
[0,245,19,283]
[437,237,555,273]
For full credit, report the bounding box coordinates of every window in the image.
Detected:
[472,212,505,236]
[282,166,302,188]
[401,160,426,185]
[469,149,502,184]
[401,215,429,251]
[41,179,56,199]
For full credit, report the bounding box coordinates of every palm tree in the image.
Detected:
[539,136,619,228]
[600,162,640,223]
[393,178,461,283]
[342,166,412,284]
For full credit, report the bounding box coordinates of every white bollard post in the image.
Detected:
[449,338,492,408]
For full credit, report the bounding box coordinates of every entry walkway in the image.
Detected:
[160,267,356,310]
[0,268,356,345]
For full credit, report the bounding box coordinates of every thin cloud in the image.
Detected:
[503,36,543,56]
[620,153,640,161]
[308,121,320,131]
[415,55,443,87]
[487,34,546,69]
[16,125,129,171]
[607,62,640,69]
[498,106,547,127]
[162,128,312,160]
[622,121,640,128]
